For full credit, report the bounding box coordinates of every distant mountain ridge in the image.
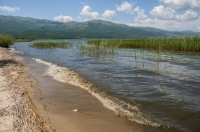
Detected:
[0,15,199,39]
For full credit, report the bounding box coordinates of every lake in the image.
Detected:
[12,40,200,132]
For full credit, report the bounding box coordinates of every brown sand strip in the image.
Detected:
[0,47,55,132]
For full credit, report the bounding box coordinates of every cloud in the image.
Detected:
[133,7,154,24]
[80,2,86,5]
[116,1,133,14]
[176,10,198,21]
[154,18,200,31]
[54,15,73,22]
[80,5,99,19]
[128,2,200,32]
[129,16,200,32]
[150,5,199,21]
[150,5,176,20]
[102,10,116,20]
[198,26,200,30]
[0,6,20,12]
[159,0,200,10]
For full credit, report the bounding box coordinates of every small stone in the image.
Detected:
[73,109,79,112]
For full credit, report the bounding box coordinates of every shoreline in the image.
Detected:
[16,50,151,132]
[0,47,55,131]
[10,48,159,131]
[33,58,160,127]
[3,46,174,132]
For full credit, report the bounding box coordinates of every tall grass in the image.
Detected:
[87,36,200,52]
[0,34,14,48]
[76,42,117,57]
[15,38,31,42]
[30,41,72,48]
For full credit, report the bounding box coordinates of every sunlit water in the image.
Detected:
[12,40,200,132]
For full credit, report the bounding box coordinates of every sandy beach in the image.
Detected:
[0,47,55,131]
[0,47,162,132]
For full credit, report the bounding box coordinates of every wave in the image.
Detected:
[9,48,24,54]
[33,58,161,127]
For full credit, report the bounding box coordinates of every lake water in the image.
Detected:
[12,40,200,132]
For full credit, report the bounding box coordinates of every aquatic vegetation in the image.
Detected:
[76,42,117,58]
[0,34,14,48]
[15,40,200,131]
[30,41,72,48]
[15,38,31,42]
[87,36,200,52]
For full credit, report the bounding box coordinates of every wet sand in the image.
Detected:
[14,53,162,132]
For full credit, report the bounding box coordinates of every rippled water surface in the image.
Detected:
[12,40,200,132]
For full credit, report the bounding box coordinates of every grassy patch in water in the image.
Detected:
[0,34,14,48]
[15,38,32,42]
[76,42,117,57]
[30,41,71,48]
[87,36,200,52]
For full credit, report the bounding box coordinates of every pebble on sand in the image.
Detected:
[73,109,79,112]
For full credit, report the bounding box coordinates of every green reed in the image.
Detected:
[15,39,31,42]
[0,34,14,48]
[30,41,72,48]
[87,36,200,52]
[76,42,117,57]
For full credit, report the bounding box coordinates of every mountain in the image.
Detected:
[0,15,199,39]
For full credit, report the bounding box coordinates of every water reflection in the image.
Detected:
[12,40,200,132]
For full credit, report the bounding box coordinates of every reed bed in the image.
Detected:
[87,36,200,52]
[0,34,14,48]
[30,42,71,48]
[15,39,31,42]
[76,42,117,57]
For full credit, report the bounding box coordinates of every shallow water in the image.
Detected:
[12,40,200,132]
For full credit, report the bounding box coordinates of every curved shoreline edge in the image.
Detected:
[33,58,161,127]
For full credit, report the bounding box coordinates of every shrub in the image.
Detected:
[0,34,14,48]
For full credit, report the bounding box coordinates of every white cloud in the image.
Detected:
[102,10,116,20]
[176,10,198,21]
[0,6,20,12]
[80,2,86,5]
[133,7,154,24]
[116,1,133,14]
[198,26,200,30]
[159,0,200,10]
[80,5,99,19]
[150,5,176,20]
[128,1,200,31]
[54,15,73,22]
[150,5,199,21]
[129,17,200,32]
[155,18,200,31]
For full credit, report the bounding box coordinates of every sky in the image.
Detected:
[1,0,200,31]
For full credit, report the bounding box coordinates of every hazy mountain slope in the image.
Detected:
[0,15,199,39]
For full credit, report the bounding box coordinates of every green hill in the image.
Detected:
[0,15,199,39]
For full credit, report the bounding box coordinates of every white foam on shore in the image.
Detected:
[9,48,24,54]
[33,58,161,127]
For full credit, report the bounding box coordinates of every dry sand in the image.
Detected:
[0,47,54,131]
[0,47,22,131]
